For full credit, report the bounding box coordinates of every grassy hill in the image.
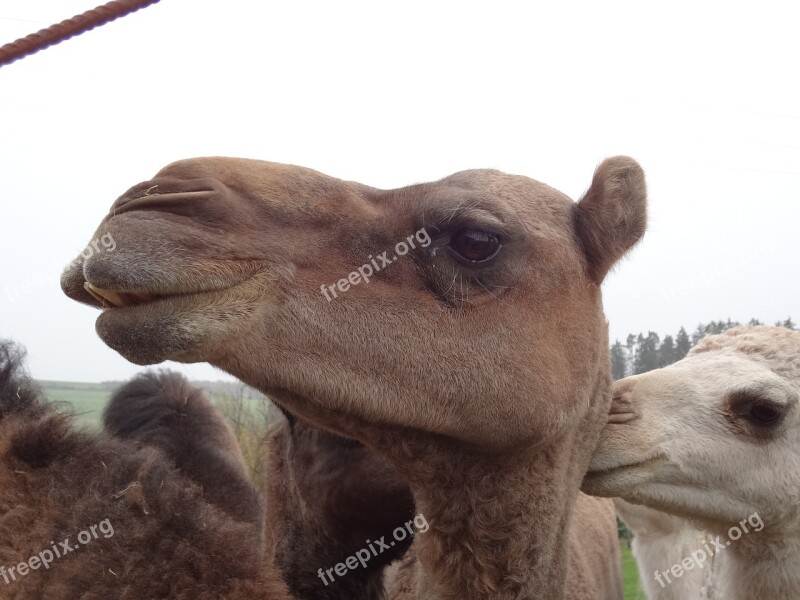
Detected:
[38,379,269,428]
[38,380,112,426]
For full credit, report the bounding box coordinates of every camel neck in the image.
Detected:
[720,536,800,600]
[400,439,583,600]
[632,529,707,600]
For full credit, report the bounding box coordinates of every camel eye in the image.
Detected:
[728,391,787,431]
[449,229,501,263]
[746,402,784,426]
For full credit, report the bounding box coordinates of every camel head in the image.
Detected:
[62,157,646,449]
[584,326,800,531]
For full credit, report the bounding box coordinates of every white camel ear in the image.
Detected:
[573,156,647,284]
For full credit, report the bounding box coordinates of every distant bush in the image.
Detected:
[216,384,281,491]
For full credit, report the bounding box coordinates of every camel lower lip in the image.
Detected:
[585,456,663,478]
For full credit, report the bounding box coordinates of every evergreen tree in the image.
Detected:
[675,327,691,358]
[691,324,706,346]
[691,319,741,345]
[634,332,661,374]
[610,341,627,380]
[613,318,795,378]
[724,318,738,331]
[658,335,676,367]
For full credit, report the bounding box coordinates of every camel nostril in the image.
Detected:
[607,411,638,424]
[608,388,638,423]
[112,189,218,216]
[610,390,632,411]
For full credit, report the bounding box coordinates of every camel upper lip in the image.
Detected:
[66,259,267,310]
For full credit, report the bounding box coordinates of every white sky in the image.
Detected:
[1,0,798,382]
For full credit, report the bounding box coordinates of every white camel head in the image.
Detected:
[585,326,800,535]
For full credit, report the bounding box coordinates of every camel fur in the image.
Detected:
[614,498,713,600]
[104,370,263,528]
[264,412,414,599]
[0,340,291,599]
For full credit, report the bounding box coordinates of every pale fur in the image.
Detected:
[586,326,800,600]
[614,499,714,600]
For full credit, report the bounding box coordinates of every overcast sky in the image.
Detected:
[1,0,798,382]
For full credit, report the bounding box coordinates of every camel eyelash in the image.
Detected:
[419,200,517,241]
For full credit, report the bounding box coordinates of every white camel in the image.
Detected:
[585,326,800,600]
[614,498,716,600]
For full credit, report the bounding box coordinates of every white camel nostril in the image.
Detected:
[607,411,638,424]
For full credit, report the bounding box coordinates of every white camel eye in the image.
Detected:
[747,402,784,426]
[728,391,787,430]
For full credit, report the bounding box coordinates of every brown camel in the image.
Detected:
[264,411,414,599]
[62,155,647,599]
[266,412,622,599]
[105,367,416,600]
[106,374,416,599]
[103,370,263,528]
[0,341,291,599]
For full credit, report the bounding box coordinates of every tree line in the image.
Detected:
[611,317,796,380]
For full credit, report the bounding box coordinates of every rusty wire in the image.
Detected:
[0,0,161,68]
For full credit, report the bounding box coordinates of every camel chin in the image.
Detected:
[585,468,757,529]
[582,455,666,497]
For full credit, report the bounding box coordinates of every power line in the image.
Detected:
[0,0,161,68]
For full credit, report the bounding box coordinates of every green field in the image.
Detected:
[622,545,646,599]
[38,379,270,428]
[39,381,112,427]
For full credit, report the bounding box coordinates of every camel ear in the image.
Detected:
[573,156,647,284]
